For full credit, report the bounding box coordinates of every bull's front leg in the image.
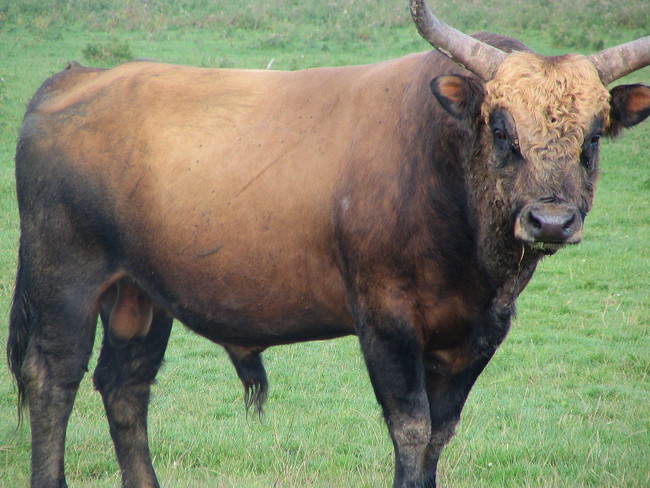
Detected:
[422,308,510,484]
[422,354,494,485]
[355,310,437,488]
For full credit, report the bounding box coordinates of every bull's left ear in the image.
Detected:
[430,75,484,122]
[605,84,650,136]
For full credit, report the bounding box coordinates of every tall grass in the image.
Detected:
[0,1,648,487]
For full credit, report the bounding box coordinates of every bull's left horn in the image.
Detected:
[410,0,507,80]
[589,36,650,86]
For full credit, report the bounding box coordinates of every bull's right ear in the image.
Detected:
[430,75,484,121]
[605,84,650,137]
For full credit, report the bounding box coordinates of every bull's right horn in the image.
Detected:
[410,0,507,80]
[589,36,650,86]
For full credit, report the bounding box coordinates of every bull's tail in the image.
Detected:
[7,246,32,424]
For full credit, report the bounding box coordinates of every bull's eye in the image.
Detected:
[489,111,520,165]
[581,132,602,170]
[493,128,507,141]
[590,134,601,147]
[581,119,603,171]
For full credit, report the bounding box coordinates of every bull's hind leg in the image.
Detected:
[10,261,104,488]
[93,279,173,488]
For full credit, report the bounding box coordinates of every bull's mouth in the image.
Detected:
[525,241,568,256]
[513,201,583,253]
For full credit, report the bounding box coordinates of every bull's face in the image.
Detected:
[430,52,650,255]
[482,53,608,253]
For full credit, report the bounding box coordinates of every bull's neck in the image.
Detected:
[463,142,543,306]
[397,56,541,310]
[413,117,541,310]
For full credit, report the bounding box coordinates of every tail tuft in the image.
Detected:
[7,248,33,425]
[225,346,269,418]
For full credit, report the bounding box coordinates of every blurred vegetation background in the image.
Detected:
[2,0,650,55]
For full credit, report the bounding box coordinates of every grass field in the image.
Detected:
[0,1,648,487]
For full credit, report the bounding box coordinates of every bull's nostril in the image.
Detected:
[528,212,542,231]
[563,214,576,232]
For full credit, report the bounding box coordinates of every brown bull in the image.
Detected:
[8,1,650,487]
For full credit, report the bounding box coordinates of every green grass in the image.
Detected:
[1,1,649,487]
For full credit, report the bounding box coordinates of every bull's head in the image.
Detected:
[411,0,650,254]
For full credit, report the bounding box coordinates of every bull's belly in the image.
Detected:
[162,289,356,347]
[125,244,355,347]
[175,304,356,347]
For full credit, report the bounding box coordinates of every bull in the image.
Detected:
[7,1,650,487]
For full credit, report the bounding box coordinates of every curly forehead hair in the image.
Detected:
[483,52,611,163]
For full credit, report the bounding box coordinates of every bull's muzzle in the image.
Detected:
[514,202,583,247]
